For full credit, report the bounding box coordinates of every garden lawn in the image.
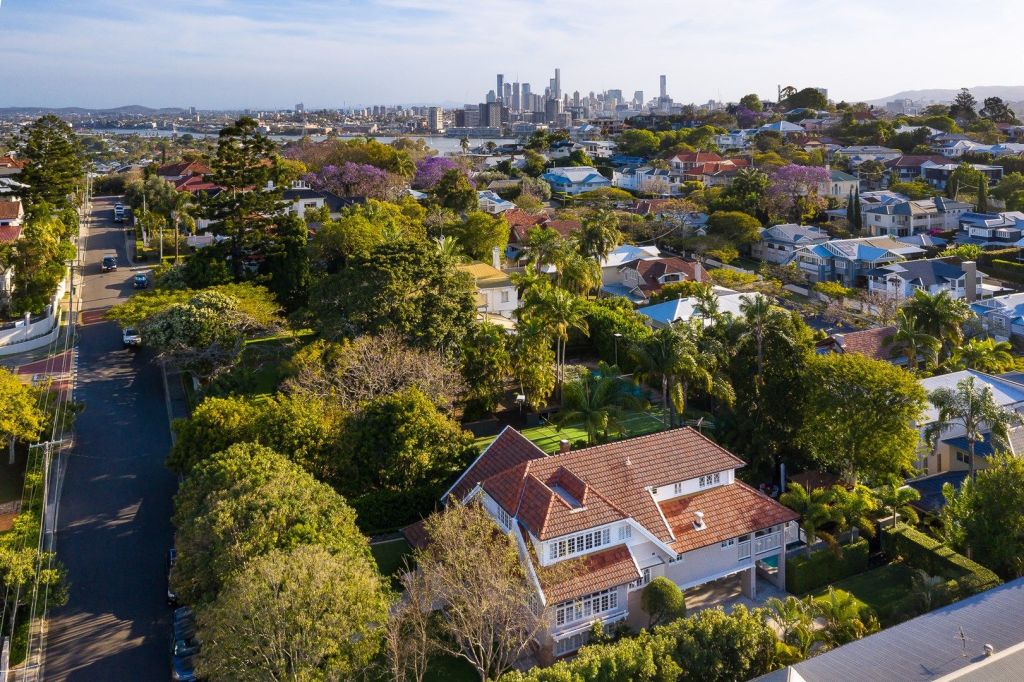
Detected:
[473,408,667,454]
[370,538,412,586]
[810,562,916,619]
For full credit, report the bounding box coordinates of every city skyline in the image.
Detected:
[1,0,1022,109]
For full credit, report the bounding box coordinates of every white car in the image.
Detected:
[122,328,142,348]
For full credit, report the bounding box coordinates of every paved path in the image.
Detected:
[42,197,177,680]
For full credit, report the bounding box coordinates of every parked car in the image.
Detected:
[172,617,200,658]
[133,273,149,289]
[171,653,196,682]
[173,607,194,624]
[101,255,118,272]
[167,548,178,606]
[122,328,141,348]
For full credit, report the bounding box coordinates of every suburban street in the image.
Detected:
[42,197,178,680]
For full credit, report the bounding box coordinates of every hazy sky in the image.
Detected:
[1,0,1021,109]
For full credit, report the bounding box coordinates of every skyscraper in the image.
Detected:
[659,75,667,99]
[633,91,644,107]
[512,82,521,112]
[496,74,504,103]
[503,82,512,104]
[427,106,443,133]
[522,83,531,105]
[554,68,561,100]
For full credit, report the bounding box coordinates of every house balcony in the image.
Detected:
[737,530,784,560]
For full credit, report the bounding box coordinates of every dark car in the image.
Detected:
[133,273,149,289]
[171,618,200,658]
[101,255,118,272]
[173,606,194,624]
[171,653,196,682]
[167,548,178,606]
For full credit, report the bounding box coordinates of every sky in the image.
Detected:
[1,0,1022,110]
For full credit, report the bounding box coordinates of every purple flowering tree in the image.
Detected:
[765,164,831,223]
[304,162,404,200]
[413,157,475,191]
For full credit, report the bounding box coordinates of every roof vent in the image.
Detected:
[984,643,995,657]
[625,456,631,467]
[693,511,706,531]
[559,439,570,454]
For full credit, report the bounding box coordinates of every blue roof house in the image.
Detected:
[541,166,612,196]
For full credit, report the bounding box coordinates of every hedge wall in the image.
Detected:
[786,538,870,594]
[977,248,1019,266]
[881,526,1001,597]
[986,259,1024,284]
[350,484,443,535]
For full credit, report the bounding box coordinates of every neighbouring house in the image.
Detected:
[915,370,1024,476]
[155,160,212,182]
[598,244,662,285]
[752,223,830,265]
[680,158,750,187]
[921,162,1004,190]
[457,255,520,328]
[863,196,971,238]
[604,256,707,304]
[956,211,1024,247]
[757,120,805,136]
[411,426,798,660]
[477,190,516,214]
[714,129,756,150]
[757,578,1024,682]
[636,289,752,328]
[814,326,903,365]
[895,233,948,251]
[0,155,25,177]
[504,210,581,264]
[541,166,611,195]
[865,258,984,301]
[822,169,858,200]
[884,154,951,183]
[668,151,723,175]
[581,140,617,158]
[833,145,903,167]
[282,180,358,220]
[0,199,24,228]
[612,166,681,195]
[0,211,23,299]
[971,291,1024,341]
[788,236,925,286]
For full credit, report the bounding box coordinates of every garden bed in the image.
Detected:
[809,562,917,626]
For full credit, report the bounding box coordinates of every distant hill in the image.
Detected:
[0,105,187,115]
[865,86,1024,106]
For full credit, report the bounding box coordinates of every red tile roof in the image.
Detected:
[619,257,706,289]
[478,427,746,541]
[444,427,547,503]
[672,152,722,164]
[838,326,896,361]
[0,156,25,170]
[544,220,582,238]
[661,482,798,554]
[0,226,22,243]
[540,544,641,603]
[402,518,429,549]
[887,155,950,169]
[157,160,211,178]
[0,200,22,221]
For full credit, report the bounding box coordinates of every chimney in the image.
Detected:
[492,245,502,270]
[984,643,995,657]
[559,439,570,454]
[693,511,706,530]
[963,260,977,302]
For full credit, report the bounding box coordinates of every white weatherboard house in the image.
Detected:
[412,428,798,660]
[541,166,612,195]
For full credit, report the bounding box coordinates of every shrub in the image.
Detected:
[349,484,444,535]
[786,538,870,594]
[987,259,1024,284]
[881,526,1001,598]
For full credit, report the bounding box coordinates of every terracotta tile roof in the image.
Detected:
[672,152,722,164]
[544,220,581,238]
[444,427,547,503]
[0,156,25,170]
[0,200,22,221]
[479,427,745,542]
[175,175,221,193]
[838,326,896,361]
[402,518,429,549]
[157,160,211,178]
[620,257,706,289]
[661,482,798,554]
[0,226,22,243]
[539,545,641,603]
[505,209,549,241]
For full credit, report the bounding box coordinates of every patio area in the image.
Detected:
[685,571,788,615]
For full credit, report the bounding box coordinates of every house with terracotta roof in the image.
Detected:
[0,155,26,178]
[815,326,902,365]
[606,256,707,304]
[155,160,212,182]
[0,199,24,229]
[504,210,581,265]
[413,427,798,659]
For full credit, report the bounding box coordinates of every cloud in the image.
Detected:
[0,0,1021,108]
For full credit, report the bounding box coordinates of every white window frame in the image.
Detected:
[548,528,612,561]
[628,568,652,591]
[554,588,619,627]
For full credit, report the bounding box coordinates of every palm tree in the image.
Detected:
[556,371,637,444]
[903,289,972,363]
[557,247,602,296]
[525,226,563,273]
[459,136,470,155]
[693,283,720,324]
[738,294,791,385]
[872,477,921,529]
[434,235,465,264]
[924,376,1021,480]
[779,483,838,555]
[953,338,1014,373]
[885,309,939,371]
[813,588,877,648]
[910,568,947,614]
[764,596,819,659]
[830,484,877,542]
[534,287,589,400]
[577,210,622,263]
[631,326,690,426]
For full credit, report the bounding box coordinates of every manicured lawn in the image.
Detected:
[474,408,668,454]
[204,331,315,398]
[810,562,917,617]
[370,538,412,581]
[424,655,477,682]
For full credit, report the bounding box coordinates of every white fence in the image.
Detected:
[0,278,66,356]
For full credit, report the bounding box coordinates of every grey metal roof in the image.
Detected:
[756,579,1024,682]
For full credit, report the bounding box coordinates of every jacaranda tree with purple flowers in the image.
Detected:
[413,157,473,191]
[304,162,405,201]
[764,164,831,223]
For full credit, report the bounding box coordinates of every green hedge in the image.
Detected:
[350,484,444,536]
[986,259,1024,284]
[977,248,1019,266]
[786,538,870,594]
[881,526,1001,597]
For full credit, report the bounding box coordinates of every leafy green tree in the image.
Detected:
[124,174,178,215]
[706,210,763,246]
[764,596,818,660]
[830,484,877,541]
[203,116,288,278]
[993,172,1024,201]
[873,477,921,529]
[311,198,427,273]
[641,576,686,627]
[925,376,1021,481]
[196,545,388,681]
[813,588,879,648]
[507,317,556,411]
[264,212,311,310]
[7,211,76,315]
[339,387,474,494]
[949,88,978,121]
[447,211,507,261]
[172,442,370,606]
[903,289,973,362]
[800,353,926,484]
[979,96,1017,124]
[521,149,547,178]
[461,322,511,415]
[310,239,476,355]
[945,162,983,199]
[567,149,593,167]
[556,370,636,445]
[976,175,990,213]
[944,243,983,261]
[716,167,770,219]
[954,337,1014,373]
[889,179,936,200]
[17,115,83,210]
[615,129,661,157]
[0,367,46,452]
[435,169,479,213]
[782,87,828,110]
[664,605,780,682]
[885,309,940,370]
[940,453,1024,578]
[739,93,762,112]
[106,282,279,328]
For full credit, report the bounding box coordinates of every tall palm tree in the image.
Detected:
[780,483,839,555]
[459,136,470,155]
[692,283,720,324]
[813,588,877,648]
[764,596,819,659]
[738,294,790,385]
[556,371,636,444]
[924,376,1021,481]
[557,248,602,296]
[954,337,1014,373]
[534,287,589,400]
[525,226,563,273]
[830,484,877,542]
[631,325,690,426]
[885,309,939,371]
[904,289,972,363]
[577,209,622,263]
[873,477,921,529]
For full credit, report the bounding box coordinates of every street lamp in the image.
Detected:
[613,332,623,368]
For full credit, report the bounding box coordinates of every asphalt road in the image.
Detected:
[44,197,177,680]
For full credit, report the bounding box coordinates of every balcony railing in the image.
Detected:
[736,531,782,561]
